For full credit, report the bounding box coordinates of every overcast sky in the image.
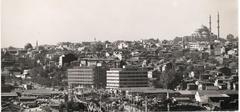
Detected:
[2,0,238,48]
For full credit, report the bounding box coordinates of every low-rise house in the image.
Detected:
[178,90,197,100]
[232,82,238,90]
[22,89,61,98]
[195,90,229,107]
[23,84,33,90]
[181,79,197,90]
[173,97,192,103]
[113,51,123,60]
[218,83,228,90]
[1,92,18,101]
[205,86,219,90]
[219,90,238,101]
[197,81,214,90]
[186,83,198,90]
[200,74,212,80]
[214,78,231,89]
[19,96,37,107]
[227,49,236,55]
[118,42,128,49]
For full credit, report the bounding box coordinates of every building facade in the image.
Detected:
[106,66,148,88]
[67,66,106,89]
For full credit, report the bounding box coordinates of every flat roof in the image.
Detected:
[120,88,179,94]
[19,96,37,100]
[219,90,238,95]
[197,90,227,96]
[1,92,18,97]
[118,87,153,90]
[178,90,197,95]
[204,94,229,98]
[174,97,191,100]
[23,89,61,95]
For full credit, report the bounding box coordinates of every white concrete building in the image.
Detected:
[106,66,148,88]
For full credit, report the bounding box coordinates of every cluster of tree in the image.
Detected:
[59,101,87,112]
[29,65,67,87]
[62,53,78,64]
[24,43,33,50]
[153,62,184,89]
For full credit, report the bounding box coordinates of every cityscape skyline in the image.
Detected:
[1,0,239,111]
[2,0,238,48]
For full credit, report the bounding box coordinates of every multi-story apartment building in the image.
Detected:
[67,65,106,89]
[106,66,148,89]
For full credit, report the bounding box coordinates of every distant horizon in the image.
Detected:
[2,0,238,48]
[1,35,234,49]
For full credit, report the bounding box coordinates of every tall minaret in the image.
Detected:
[36,41,39,50]
[209,15,212,33]
[217,12,220,39]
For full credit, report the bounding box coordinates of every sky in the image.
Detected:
[1,0,238,48]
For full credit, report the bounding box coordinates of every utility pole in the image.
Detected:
[167,91,170,111]
[166,85,170,111]
[145,96,148,112]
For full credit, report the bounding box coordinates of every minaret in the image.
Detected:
[209,15,212,33]
[217,12,220,39]
[36,41,39,50]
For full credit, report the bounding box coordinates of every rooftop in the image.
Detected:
[22,89,61,95]
[1,92,18,97]
[178,90,197,95]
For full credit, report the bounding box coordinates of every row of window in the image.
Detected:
[68,78,94,80]
[68,79,93,82]
[68,72,93,74]
[107,75,147,77]
[119,85,148,87]
[69,81,94,84]
[107,72,147,74]
[68,75,93,78]
[107,82,148,85]
[68,69,94,72]
[107,79,147,81]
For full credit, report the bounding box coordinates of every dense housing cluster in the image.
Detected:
[1,25,238,111]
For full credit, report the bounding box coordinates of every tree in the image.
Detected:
[219,67,231,76]
[162,40,168,44]
[158,70,176,89]
[132,42,143,50]
[173,37,182,44]
[226,34,235,42]
[8,46,16,49]
[24,43,33,50]
[92,42,104,52]
[120,60,127,68]
[63,53,78,64]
